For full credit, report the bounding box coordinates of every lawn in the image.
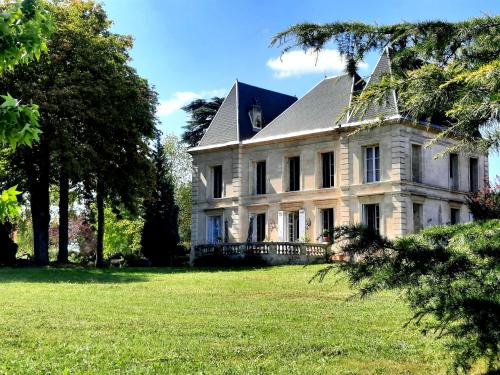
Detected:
[0,265,447,374]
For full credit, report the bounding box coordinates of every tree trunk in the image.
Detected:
[95,182,105,268]
[29,142,50,266]
[57,170,69,263]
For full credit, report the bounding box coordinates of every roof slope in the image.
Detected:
[352,48,399,122]
[197,81,296,147]
[250,74,355,141]
[198,84,238,147]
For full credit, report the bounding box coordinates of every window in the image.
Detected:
[413,203,423,233]
[256,161,266,195]
[256,213,266,242]
[288,156,300,191]
[212,165,223,198]
[321,208,334,237]
[288,211,299,242]
[321,152,335,188]
[207,215,223,244]
[363,204,380,233]
[450,208,460,225]
[364,146,380,183]
[411,144,422,183]
[449,154,459,190]
[469,158,478,192]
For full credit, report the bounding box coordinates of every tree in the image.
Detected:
[141,136,179,266]
[0,0,52,221]
[163,133,192,245]
[316,222,500,373]
[272,16,500,154]
[0,0,52,265]
[0,0,157,266]
[466,178,500,220]
[181,97,224,147]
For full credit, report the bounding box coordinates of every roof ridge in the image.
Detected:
[235,80,296,99]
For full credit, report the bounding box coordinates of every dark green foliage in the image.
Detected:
[0,222,17,266]
[0,0,157,266]
[316,221,500,373]
[141,137,179,266]
[0,0,52,223]
[272,16,500,154]
[467,180,500,220]
[181,97,224,147]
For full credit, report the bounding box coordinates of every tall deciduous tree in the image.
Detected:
[272,16,500,154]
[0,0,52,265]
[0,0,157,266]
[141,136,179,266]
[181,97,224,147]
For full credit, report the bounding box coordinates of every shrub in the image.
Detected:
[467,179,500,220]
[315,221,500,373]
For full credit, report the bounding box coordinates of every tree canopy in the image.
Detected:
[317,221,500,373]
[0,0,157,265]
[0,0,52,221]
[181,97,224,147]
[272,16,500,154]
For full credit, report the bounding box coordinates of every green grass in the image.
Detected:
[0,265,447,374]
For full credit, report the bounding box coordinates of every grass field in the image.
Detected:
[0,265,447,374]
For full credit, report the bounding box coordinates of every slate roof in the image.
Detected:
[194,50,400,149]
[250,73,358,141]
[351,48,399,122]
[197,81,297,147]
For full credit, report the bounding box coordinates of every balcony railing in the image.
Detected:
[194,242,329,258]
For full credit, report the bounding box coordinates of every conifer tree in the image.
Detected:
[141,136,179,266]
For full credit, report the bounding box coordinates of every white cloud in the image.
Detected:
[158,89,226,117]
[267,48,368,78]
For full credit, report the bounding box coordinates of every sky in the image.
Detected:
[101,0,499,179]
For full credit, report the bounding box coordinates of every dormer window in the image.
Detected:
[248,104,262,129]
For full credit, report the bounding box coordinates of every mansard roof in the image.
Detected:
[192,49,400,150]
[249,73,356,142]
[197,81,297,147]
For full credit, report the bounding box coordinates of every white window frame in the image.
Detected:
[320,151,335,188]
[364,145,380,183]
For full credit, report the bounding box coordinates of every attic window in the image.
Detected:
[248,104,262,129]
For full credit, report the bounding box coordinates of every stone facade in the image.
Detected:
[190,118,488,259]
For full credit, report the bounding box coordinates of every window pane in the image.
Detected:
[412,145,422,183]
[322,152,334,188]
[208,215,222,243]
[364,204,380,233]
[213,165,222,198]
[469,158,478,192]
[450,154,459,190]
[256,213,266,241]
[374,146,380,182]
[289,157,300,191]
[256,161,266,195]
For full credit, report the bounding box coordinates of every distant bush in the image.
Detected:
[68,251,94,267]
[316,220,500,373]
[467,179,500,220]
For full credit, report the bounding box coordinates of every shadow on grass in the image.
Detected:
[0,265,273,284]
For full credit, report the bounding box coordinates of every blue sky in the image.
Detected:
[102,0,499,179]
